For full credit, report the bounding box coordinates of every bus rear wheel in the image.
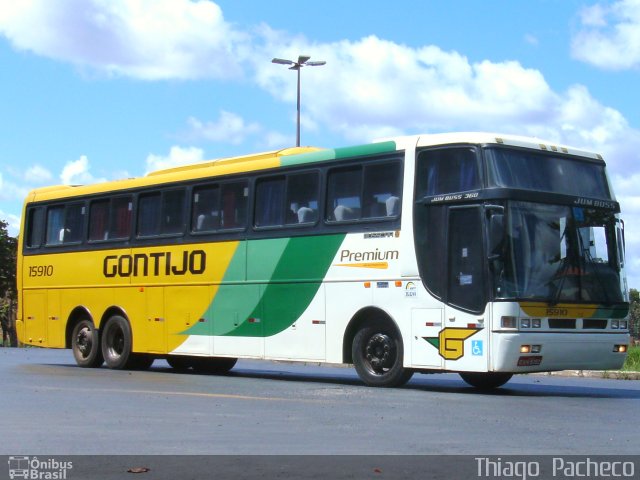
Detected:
[352,322,413,387]
[191,357,237,374]
[101,315,134,370]
[71,319,104,368]
[459,372,513,389]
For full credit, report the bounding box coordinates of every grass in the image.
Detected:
[622,346,640,372]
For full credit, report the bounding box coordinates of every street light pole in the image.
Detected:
[272,55,326,147]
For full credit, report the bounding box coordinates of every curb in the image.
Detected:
[533,370,640,380]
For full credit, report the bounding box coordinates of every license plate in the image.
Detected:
[518,356,542,367]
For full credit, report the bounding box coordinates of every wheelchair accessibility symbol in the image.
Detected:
[471,340,483,356]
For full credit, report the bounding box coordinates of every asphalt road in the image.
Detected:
[2,347,639,457]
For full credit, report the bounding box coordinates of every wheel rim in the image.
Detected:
[75,326,93,359]
[364,333,396,375]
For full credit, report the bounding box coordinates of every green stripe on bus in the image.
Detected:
[183,234,345,337]
[280,141,397,167]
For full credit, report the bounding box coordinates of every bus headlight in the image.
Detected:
[532,318,542,328]
[521,318,531,329]
[611,320,619,329]
[619,320,628,330]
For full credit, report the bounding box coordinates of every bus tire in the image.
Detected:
[101,315,133,370]
[71,319,104,368]
[166,356,193,371]
[352,322,413,387]
[459,372,513,389]
[128,354,154,370]
[191,357,237,374]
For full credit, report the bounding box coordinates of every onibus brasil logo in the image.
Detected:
[8,456,73,479]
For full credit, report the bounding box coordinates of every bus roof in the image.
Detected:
[26,132,603,203]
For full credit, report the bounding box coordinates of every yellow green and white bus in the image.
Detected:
[17,132,631,389]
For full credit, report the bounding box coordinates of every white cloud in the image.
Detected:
[571,0,640,70]
[524,33,539,46]
[60,155,107,185]
[0,0,248,80]
[145,145,205,174]
[0,210,20,237]
[24,164,53,184]
[187,111,261,145]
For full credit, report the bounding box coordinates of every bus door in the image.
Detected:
[442,206,490,372]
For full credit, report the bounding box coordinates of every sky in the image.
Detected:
[1,0,640,287]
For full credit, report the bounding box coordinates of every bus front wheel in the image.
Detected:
[352,322,413,387]
[71,319,104,368]
[459,372,513,389]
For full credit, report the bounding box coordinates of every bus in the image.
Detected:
[16,132,630,389]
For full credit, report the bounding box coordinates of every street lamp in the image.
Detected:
[272,55,326,147]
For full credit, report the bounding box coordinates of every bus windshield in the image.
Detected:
[493,201,623,304]
[485,148,611,199]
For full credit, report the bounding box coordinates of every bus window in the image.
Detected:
[416,147,480,198]
[286,172,319,225]
[327,166,362,221]
[89,200,109,241]
[192,185,221,232]
[46,203,84,245]
[162,189,186,235]
[111,197,132,239]
[137,193,161,236]
[25,207,44,248]
[221,181,248,230]
[255,176,285,227]
[363,162,401,218]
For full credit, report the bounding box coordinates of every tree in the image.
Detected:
[0,219,18,346]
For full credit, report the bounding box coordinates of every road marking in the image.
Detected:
[35,385,319,402]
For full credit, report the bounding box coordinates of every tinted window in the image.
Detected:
[89,200,109,241]
[255,176,286,227]
[485,148,611,199]
[327,161,402,222]
[137,193,161,236]
[192,185,221,232]
[46,203,84,245]
[25,208,44,248]
[286,172,319,225]
[416,147,480,198]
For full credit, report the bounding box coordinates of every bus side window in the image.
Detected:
[161,189,186,235]
[111,197,132,239]
[326,166,362,222]
[25,207,44,248]
[137,193,161,237]
[363,161,401,219]
[416,147,480,198]
[255,176,285,227]
[192,185,221,232]
[221,181,248,230]
[89,200,109,241]
[286,172,319,225]
[45,204,84,245]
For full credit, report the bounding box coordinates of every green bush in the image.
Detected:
[622,346,640,372]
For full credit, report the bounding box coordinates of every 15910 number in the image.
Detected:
[28,265,54,277]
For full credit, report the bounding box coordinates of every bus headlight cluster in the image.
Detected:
[611,320,628,330]
[520,345,542,354]
[520,318,542,329]
[501,316,517,329]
